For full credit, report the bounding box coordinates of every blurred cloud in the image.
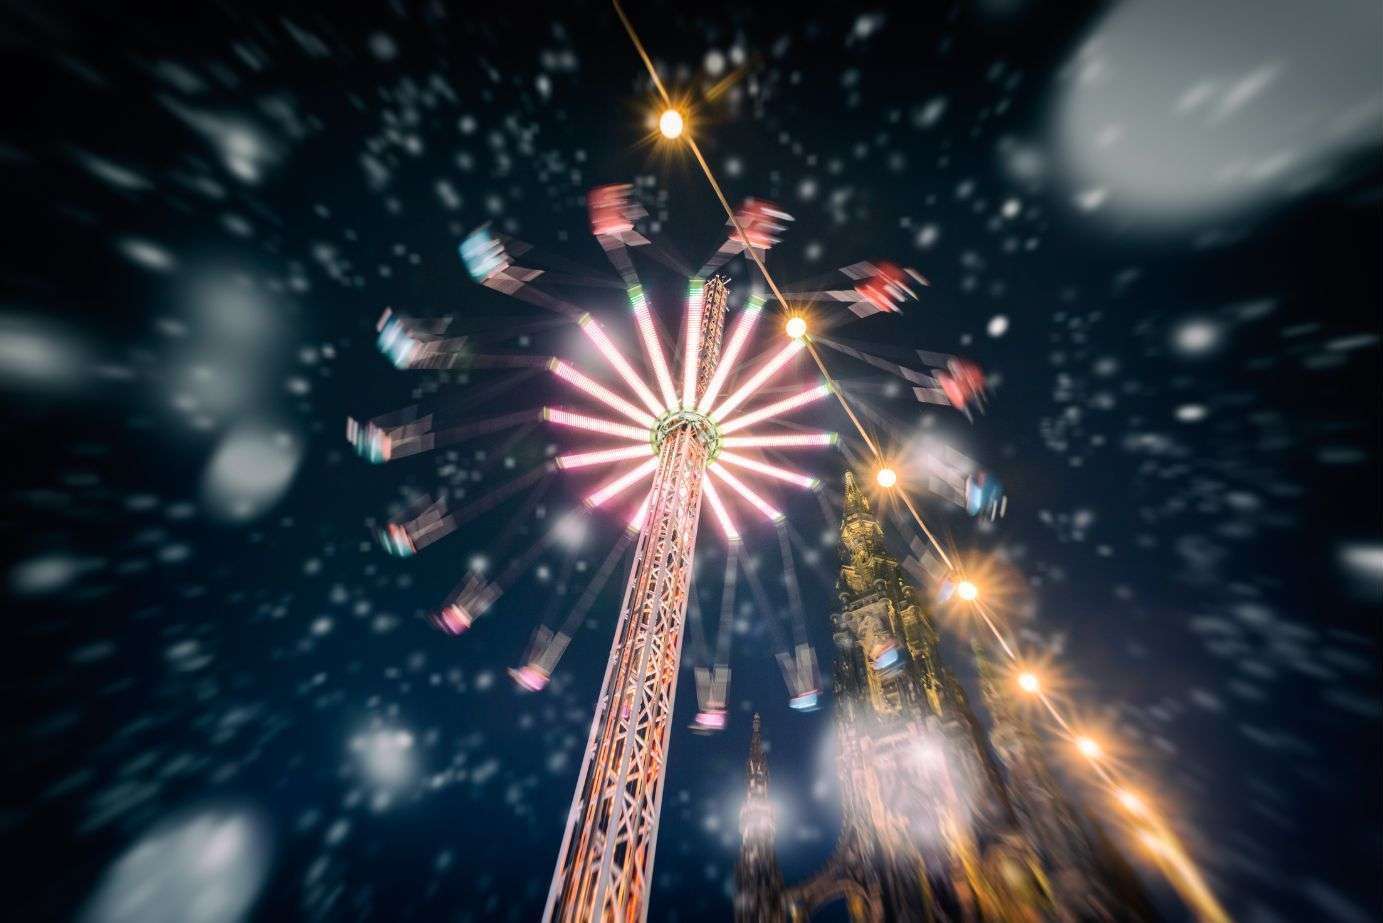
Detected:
[163,270,293,431]
[81,803,273,923]
[188,273,281,349]
[1052,0,1383,227]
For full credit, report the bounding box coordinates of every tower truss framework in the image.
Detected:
[543,279,729,922]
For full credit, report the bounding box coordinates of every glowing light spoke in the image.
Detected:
[586,457,659,508]
[627,489,653,532]
[709,462,782,522]
[720,432,836,449]
[700,477,740,542]
[696,295,763,413]
[718,382,831,435]
[710,339,806,424]
[681,280,704,408]
[578,314,664,418]
[629,286,678,411]
[550,359,658,428]
[556,444,654,470]
[543,408,650,442]
[717,451,817,489]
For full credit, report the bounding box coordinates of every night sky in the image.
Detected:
[3,1,1380,921]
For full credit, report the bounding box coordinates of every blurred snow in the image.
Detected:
[119,238,177,272]
[1053,0,1383,226]
[200,422,302,522]
[1171,318,1223,357]
[164,101,283,185]
[1339,544,1383,601]
[553,513,588,549]
[81,804,272,923]
[11,553,95,596]
[0,314,84,391]
[191,276,280,348]
[162,273,294,430]
[352,727,418,792]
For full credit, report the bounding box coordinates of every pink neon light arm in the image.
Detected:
[696,300,763,413]
[709,339,805,424]
[587,457,659,508]
[720,432,836,448]
[709,462,783,522]
[681,282,704,409]
[550,359,657,428]
[578,314,665,418]
[544,408,650,442]
[556,444,654,470]
[716,451,818,489]
[629,288,678,411]
[700,477,740,542]
[717,382,831,435]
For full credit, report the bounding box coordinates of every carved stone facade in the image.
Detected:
[734,474,1158,922]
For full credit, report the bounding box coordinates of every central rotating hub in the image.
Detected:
[651,409,721,461]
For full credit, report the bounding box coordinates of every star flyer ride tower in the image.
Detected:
[546,275,808,922]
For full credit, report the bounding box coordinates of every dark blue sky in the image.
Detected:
[2,1,1379,921]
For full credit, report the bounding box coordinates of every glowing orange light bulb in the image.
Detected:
[658,109,684,139]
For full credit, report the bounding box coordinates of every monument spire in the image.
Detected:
[734,470,1159,922]
[735,714,785,922]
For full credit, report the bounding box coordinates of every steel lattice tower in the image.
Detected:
[544,277,730,923]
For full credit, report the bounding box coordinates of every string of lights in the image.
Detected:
[613,0,951,572]
[971,597,1232,923]
[610,2,1233,919]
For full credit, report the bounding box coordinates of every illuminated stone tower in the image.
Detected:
[544,278,729,922]
[740,474,1055,922]
[974,641,1160,923]
[736,473,1163,921]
